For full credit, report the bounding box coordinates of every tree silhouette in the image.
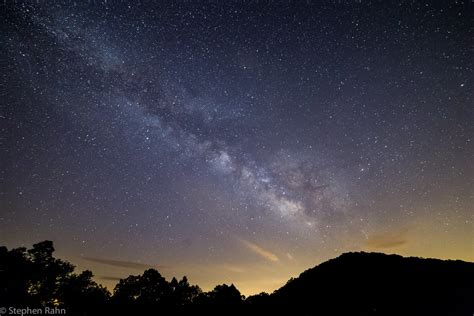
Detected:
[27,241,75,306]
[169,276,202,306]
[58,270,109,313]
[1,241,473,316]
[208,284,243,305]
[110,268,203,315]
[192,283,245,315]
[113,268,171,306]
[0,241,109,314]
[245,292,270,306]
[0,245,33,306]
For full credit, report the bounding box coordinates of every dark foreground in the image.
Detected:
[1,241,473,315]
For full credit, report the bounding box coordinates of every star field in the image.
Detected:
[1,1,473,295]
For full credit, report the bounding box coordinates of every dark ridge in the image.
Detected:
[1,242,473,316]
[263,251,474,316]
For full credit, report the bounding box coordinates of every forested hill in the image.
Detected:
[1,242,473,315]
[265,252,474,315]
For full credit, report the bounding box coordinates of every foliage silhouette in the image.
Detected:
[0,241,108,315]
[258,252,474,316]
[1,241,473,315]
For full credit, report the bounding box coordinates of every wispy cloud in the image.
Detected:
[220,264,246,273]
[365,230,408,249]
[99,276,123,281]
[82,257,167,270]
[240,239,279,262]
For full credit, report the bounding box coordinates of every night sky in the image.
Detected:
[2,1,473,295]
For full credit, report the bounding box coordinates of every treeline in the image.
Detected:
[2,241,473,315]
[0,241,258,315]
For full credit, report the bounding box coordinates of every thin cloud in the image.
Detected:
[240,239,279,262]
[82,257,167,270]
[99,276,123,281]
[365,231,408,249]
[220,264,245,273]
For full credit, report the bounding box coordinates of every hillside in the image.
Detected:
[256,252,474,315]
[2,242,473,315]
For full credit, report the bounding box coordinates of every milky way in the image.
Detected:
[2,1,472,294]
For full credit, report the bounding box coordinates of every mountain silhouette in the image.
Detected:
[249,252,474,316]
[1,242,473,315]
